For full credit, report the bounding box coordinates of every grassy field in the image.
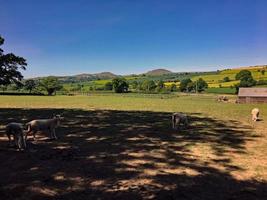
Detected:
[63,79,111,91]
[62,67,267,94]
[206,87,236,94]
[193,67,267,83]
[0,94,266,199]
[192,66,267,88]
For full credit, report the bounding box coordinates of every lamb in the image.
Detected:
[251,108,260,122]
[217,95,228,102]
[172,112,189,130]
[25,115,63,141]
[5,122,26,150]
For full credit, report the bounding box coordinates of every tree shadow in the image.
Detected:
[0,108,266,200]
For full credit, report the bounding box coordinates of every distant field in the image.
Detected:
[0,93,266,122]
[207,80,240,88]
[193,67,267,87]
[62,67,267,94]
[63,79,111,91]
[206,87,236,94]
[0,94,266,199]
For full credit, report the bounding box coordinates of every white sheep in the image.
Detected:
[217,95,228,102]
[25,115,63,141]
[251,108,260,122]
[172,112,189,130]
[6,122,26,150]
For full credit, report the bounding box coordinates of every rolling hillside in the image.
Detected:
[192,65,267,88]
[145,69,173,76]
[35,65,267,93]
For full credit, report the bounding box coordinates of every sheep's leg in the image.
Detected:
[32,131,37,140]
[252,116,256,122]
[7,133,12,146]
[175,119,180,130]
[49,128,53,139]
[50,128,57,139]
[17,135,22,150]
[172,116,175,129]
[21,133,26,149]
[184,119,189,128]
[14,135,19,149]
[53,129,57,140]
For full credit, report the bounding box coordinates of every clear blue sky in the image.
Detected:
[1,0,267,77]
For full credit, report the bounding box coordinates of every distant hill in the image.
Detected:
[29,65,267,86]
[145,69,173,76]
[73,72,117,80]
[35,72,118,83]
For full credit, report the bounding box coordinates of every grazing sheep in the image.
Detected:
[25,115,63,141]
[217,95,228,102]
[172,112,188,130]
[6,122,26,150]
[251,108,260,122]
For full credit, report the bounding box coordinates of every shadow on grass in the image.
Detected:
[0,108,266,200]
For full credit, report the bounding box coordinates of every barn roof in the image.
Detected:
[238,88,267,97]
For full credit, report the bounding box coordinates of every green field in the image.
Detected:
[206,87,236,94]
[192,66,267,88]
[61,66,267,95]
[0,94,266,199]
[0,94,266,121]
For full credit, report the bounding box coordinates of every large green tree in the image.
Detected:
[179,78,192,92]
[157,80,165,90]
[235,70,252,81]
[112,78,129,93]
[131,80,138,90]
[24,79,36,93]
[195,78,208,92]
[235,70,256,93]
[40,76,62,95]
[0,36,27,85]
[141,80,157,92]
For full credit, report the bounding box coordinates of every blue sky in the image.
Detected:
[1,0,267,77]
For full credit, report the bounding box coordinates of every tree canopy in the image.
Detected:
[179,78,192,92]
[235,70,256,93]
[112,78,129,93]
[223,77,230,82]
[141,80,157,92]
[196,78,208,92]
[104,81,113,90]
[0,36,27,86]
[235,70,252,81]
[40,76,62,95]
[24,79,36,93]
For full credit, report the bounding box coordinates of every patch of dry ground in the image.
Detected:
[0,108,266,199]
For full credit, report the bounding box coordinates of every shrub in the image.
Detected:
[223,77,230,82]
[140,80,157,92]
[104,82,113,90]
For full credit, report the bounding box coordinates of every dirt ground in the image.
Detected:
[0,108,266,199]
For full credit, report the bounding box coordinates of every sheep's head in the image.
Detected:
[53,114,64,126]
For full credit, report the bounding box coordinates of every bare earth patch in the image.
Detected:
[0,108,266,199]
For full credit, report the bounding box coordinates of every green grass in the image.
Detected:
[206,87,236,94]
[63,79,111,91]
[192,66,267,88]
[0,93,266,199]
[0,94,266,124]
